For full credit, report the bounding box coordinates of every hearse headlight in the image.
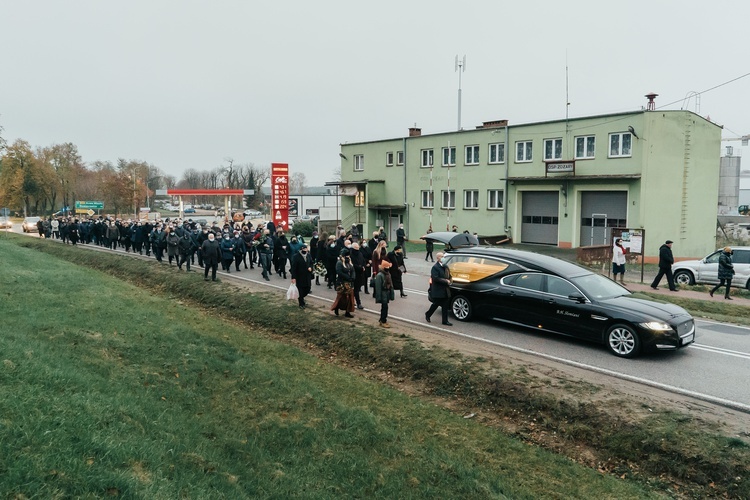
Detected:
[639,321,673,331]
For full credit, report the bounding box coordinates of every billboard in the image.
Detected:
[271,163,289,229]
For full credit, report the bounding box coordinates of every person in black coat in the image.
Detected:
[650,240,676,291]
[177,232,196,271]
[290,243,314,308]
[709,246,735,299]
[387,245,407,298]
[425,252,453,326]
[201,233,221,281]
[350,242,366,309]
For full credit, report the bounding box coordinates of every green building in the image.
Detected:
[334,103,721,260]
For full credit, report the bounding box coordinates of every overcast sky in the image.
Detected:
[2,0,749,187]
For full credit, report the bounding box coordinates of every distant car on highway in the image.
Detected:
[22,216,41,233]
[673,246,750,289]
[0,218,12,229]
[243,209,262,218]
[183,207,196,214]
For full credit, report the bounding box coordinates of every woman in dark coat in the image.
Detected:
[290,244,314,308]
[331,249,355,317]
[166,229,180,265]
[201,233,221,281]
[324,235,339,288]
[387,245,407,298]
[710,246,735,299]
[220,233,235,272]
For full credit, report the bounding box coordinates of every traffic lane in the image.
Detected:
[389,279,750,409]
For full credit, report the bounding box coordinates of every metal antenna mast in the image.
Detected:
[455,55,466,130]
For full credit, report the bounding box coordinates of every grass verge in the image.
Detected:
[5,235,750,498]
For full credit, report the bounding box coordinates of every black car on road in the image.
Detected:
[423,233,695,358]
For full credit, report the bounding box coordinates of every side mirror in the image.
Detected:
[568,293,586,304]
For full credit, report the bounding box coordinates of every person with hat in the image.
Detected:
[650,240,677,291]
[373,259,395,327]
[709,247,735,300]
[331,248,355,317]
[290,243,314,308]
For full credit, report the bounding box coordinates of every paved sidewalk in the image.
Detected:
[624,281,749,304]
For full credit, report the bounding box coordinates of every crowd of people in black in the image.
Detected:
[33,217,409,326]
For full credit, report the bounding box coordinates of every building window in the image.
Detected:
[465,145,480,165]
[397,151,404,166]
[421,190,434,209]
[575,135,596,159]
[442,146,456,166]
[441,190,455,210]
[516,141,533,162]
[354,191,365,207]
[544,138,563,160]
[386,152,394,166]
[609,132,632,157]
[488,189,504,210]
[354,154,364,171]
[489,143,505,164]
[464,190,479,209]
[421,149,434,167]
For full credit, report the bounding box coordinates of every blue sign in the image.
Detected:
[0,208,9,217]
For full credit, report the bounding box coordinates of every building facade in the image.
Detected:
[337,107,722,260]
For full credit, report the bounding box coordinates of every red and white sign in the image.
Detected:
[271,163,289,228]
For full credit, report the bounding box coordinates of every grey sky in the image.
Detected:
[2,0,749,187]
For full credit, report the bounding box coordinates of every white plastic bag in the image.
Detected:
[286,283,299,300]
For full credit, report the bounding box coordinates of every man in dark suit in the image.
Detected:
[425,252,453,326]
[651,240,676,291]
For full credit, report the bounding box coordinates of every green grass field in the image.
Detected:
[0,239,667,498]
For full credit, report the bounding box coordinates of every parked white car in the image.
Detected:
[673,246,750,289]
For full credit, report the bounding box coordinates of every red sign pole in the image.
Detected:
[271,163,289,230]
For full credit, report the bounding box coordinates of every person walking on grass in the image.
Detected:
[709,247,735,300]
[425,252,453,326]
[650,240,676,291]
[374,259,395,328]
[612,238,627,283]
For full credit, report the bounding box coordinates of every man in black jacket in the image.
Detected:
[290,243,314,308]
[650,240,676,291]
[425,252,453,326]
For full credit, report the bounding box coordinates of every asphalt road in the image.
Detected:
[12,228,750,413]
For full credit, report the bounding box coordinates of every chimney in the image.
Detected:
[408,127,422,137]
[478,119,508,129]
[645,92,658,111]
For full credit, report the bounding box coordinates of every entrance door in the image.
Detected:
[579,192,627,247]
[521,192,559,245]
[389,215,401,242]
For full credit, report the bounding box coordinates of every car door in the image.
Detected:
[731,249,750,288]
[695,250,721,284]
[543,275,602,340]
[496,273,547,327]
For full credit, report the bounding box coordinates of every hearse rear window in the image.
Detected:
[444,255,509,283]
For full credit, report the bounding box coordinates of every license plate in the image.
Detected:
[682,333,694,345]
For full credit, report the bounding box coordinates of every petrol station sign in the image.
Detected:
[272,163,289,228]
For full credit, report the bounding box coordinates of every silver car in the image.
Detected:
[673,246,750,289]
[22,216,41,233]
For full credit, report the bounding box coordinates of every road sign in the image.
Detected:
[75,201,104,210]
[0,208,9,217]
[86,209,95,216]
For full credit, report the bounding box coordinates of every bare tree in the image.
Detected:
[289,172,307,195]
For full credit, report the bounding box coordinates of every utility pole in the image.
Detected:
[455,55,466,131]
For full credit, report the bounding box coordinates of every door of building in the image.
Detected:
[579,191,627,246]
[521,192,559,245]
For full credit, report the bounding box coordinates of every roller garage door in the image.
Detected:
[521,192,559,245]
[579,191,627,246]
